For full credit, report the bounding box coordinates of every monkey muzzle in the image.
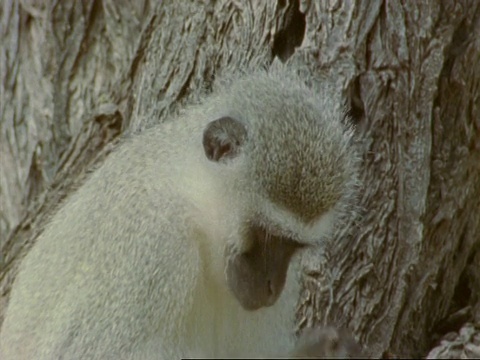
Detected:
[225,225,303,311]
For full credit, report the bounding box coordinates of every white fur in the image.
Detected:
[0,68,357,359]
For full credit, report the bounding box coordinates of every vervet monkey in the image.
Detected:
[0,67,359,359]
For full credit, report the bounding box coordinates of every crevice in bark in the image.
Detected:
[440,19,470,80]
[127,14,159,84]
[272,0,306,62]
[429,266,475,348]
[438,243,480,332]
[346,75,365,126]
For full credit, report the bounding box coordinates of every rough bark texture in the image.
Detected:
[1,0,479,358]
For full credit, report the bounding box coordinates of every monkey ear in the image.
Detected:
[203,116,247,162]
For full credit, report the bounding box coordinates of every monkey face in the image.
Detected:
[224,224,305,311]
[201,107,350,312]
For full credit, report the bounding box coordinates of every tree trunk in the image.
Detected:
[1,1,479,358]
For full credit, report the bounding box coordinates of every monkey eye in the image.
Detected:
[293,240,309,249]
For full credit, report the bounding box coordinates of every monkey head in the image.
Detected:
[201,73,358,311]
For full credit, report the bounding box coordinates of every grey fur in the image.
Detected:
[208,69,359,224]
[0,67,359,359]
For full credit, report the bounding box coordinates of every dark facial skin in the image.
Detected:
[225,224,305,311]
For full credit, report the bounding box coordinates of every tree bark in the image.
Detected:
[1,0,479,358]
